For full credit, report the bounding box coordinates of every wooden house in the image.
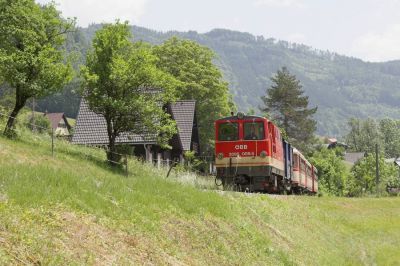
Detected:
[71,99,199,164]
[44,112,72,136]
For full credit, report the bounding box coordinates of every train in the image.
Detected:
[214,112,318,194]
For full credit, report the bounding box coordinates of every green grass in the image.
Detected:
[0,128,400,265]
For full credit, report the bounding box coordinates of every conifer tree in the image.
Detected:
[261,67,317,151]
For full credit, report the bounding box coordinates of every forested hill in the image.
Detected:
[40,24,400,137]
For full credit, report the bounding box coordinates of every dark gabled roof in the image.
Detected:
[169,100,196,151]
[44,113,71,130]
[71,100,157,145]
[71,99,197,150]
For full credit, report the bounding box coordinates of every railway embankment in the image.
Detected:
[0,130,399,265]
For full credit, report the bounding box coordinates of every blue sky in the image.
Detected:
[37,0,400,62]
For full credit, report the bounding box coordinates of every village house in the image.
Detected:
[325,137,364,165]
[44,112,72,136]
[71,99,199,165]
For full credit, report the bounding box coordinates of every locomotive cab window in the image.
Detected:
[244,122,265,140]
[218,122,239,141]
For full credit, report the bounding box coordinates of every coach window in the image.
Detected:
[244,122,264,140]
[300,160,305,173]
[307,166,312,177]
[218,122,239,141]
[293,154,299,170]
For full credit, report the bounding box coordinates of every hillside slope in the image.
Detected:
[0,131,399,264]
[37,25,400,136]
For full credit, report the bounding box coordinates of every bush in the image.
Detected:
[310,147,347,196]
[24,114,51,134]
[346,153,398,196]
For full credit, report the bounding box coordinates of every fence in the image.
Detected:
[148,155,215,175]
[0,110,217,178]
[0,110,130,175]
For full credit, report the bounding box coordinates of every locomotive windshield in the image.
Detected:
[244,122,265,140]
[218,122,239,141]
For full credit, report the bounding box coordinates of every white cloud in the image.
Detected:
[253,0,304,8]
[37,0,148,27]
[352,24,400,62]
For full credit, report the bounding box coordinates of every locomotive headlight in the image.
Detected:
[217,153,224,160]
[260,150,267,158]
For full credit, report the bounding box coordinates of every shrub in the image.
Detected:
[24,114,51,134]
[346,153,398,196]
[310,147,347,196]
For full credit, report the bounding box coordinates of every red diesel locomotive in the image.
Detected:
[214,112,318,194]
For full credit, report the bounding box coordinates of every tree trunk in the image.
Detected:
[107,136,120,166]
[4,98,27,137]
[105,118,120,166]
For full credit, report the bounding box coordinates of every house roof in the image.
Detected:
[71,99,197,150]
[170,100,196,151]
[44,113,69,130]
[71,100,157,145]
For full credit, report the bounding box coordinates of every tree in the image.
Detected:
[345,118,381,154]
[347,153,397,196]
[0,0,74,136]
[81,22,177,164]
[379,119,400,158]
[152,37,235,153]
[345,117,400,158]
[310,147,347,196]
[261,67,317,151]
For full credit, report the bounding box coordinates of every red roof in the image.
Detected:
[44,113,65,129]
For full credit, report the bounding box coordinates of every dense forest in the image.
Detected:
[37,24,400,137]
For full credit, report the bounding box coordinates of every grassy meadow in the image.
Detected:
[0,128,399,265]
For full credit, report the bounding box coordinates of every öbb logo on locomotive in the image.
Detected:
[215,112,318,194]
[234,144,248,150]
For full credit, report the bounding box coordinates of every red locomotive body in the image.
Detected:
[215,113,318,194]
[215,114,286,192]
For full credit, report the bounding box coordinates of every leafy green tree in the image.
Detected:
[345,117,400,158]
[0,0,74,136]
[0,86,15,111]
[379,119,400,158]
[310,147,347,196]
[345,118,381,154]
[261,67,317,152]
[247,109,255,115]
[81,22,177,164]
[153,37,235,153]
[347,153,398,196]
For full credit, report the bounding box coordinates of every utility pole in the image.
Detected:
[51,127,54,157]
[32,97,36,131]
[375,143,380,195]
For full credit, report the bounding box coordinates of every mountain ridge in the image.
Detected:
[38,24,400,137]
